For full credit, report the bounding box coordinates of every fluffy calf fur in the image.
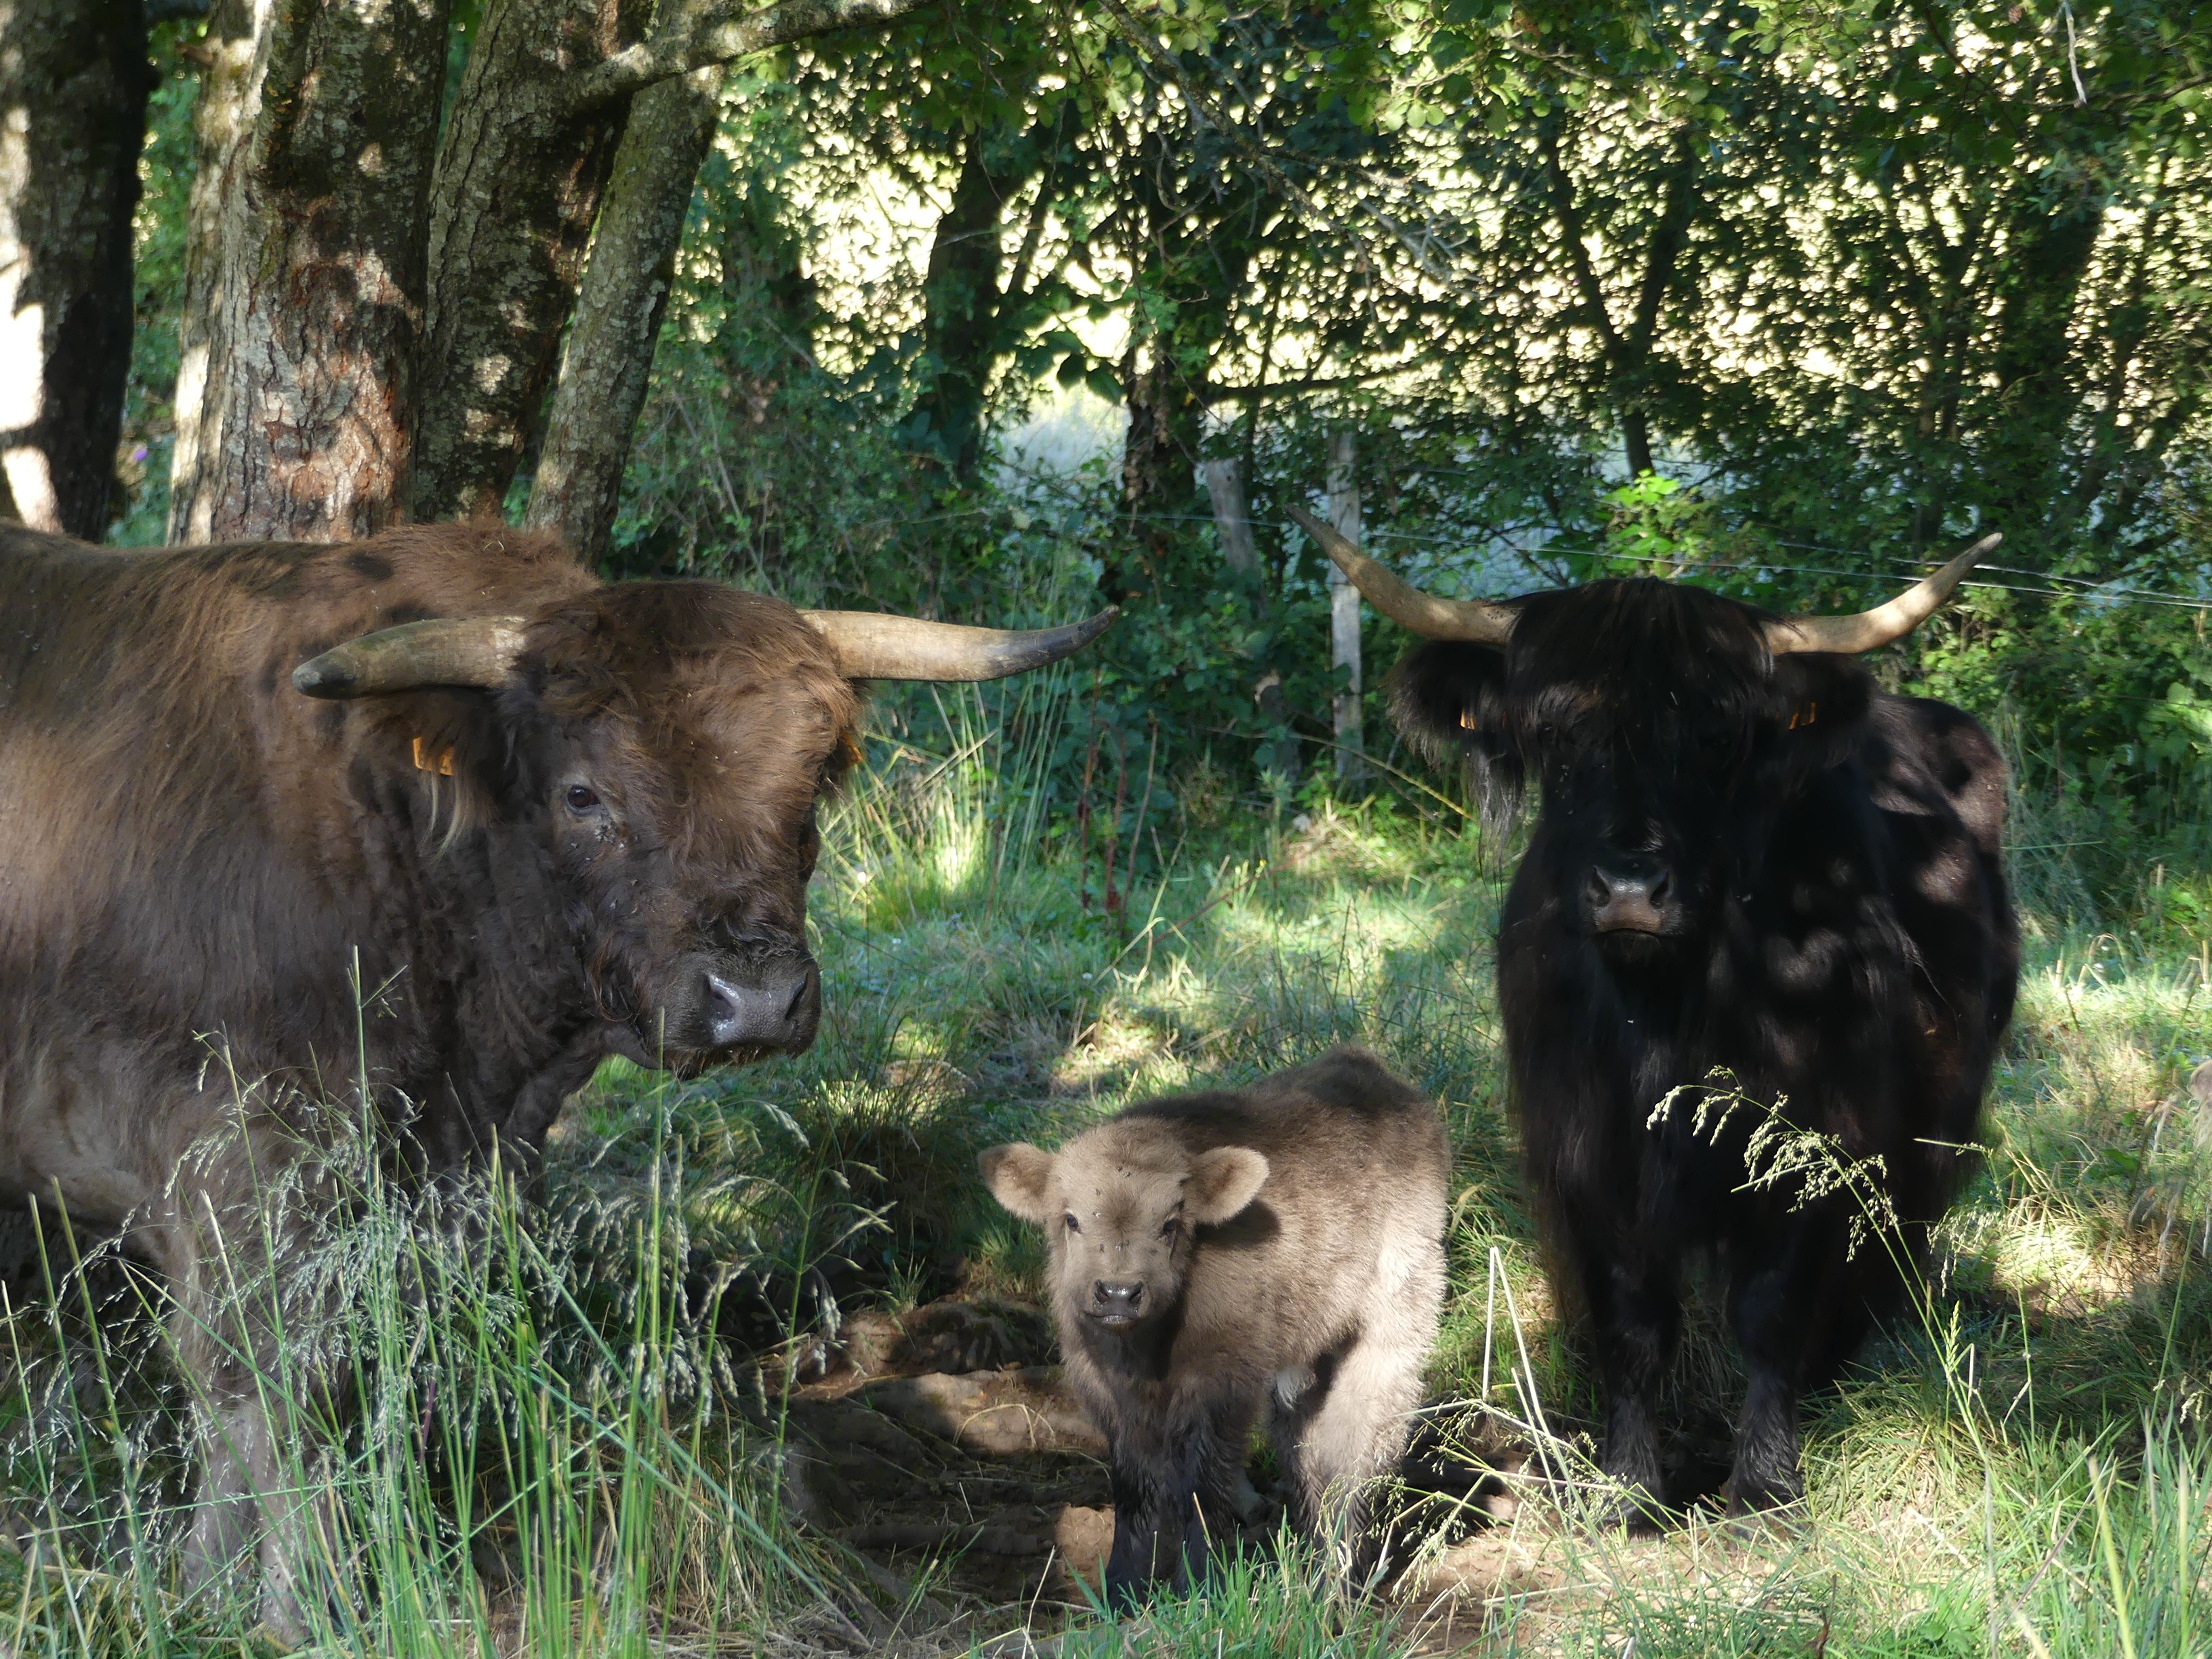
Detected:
[981,1047,1448,1605]
[1389,577,2018,1521]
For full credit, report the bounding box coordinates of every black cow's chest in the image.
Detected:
[1496,796,1916,1243]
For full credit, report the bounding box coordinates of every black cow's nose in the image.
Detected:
[1092,1279,1145,1317]
[1584,858,1676,935]
[702,958,819,1052]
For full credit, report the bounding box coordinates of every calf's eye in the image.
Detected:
[1160,1216,1179,1240]
[1063,1212,1081,1234]
[565,784,600,814]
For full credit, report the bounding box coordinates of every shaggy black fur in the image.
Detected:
[1391,577,2018,1519]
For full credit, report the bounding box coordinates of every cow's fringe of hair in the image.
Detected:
[419,769,476,857]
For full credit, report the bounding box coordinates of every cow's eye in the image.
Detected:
[1063,1212,1080,1234]
[565,784,600,814]
[1160,1216,1180,1240]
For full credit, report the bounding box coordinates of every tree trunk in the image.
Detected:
[1326,430,1364,783]
[409,0,646,524]
[905,132,1033,479]
[165,0,930,544]
[1205,454,1295,779]
[0,0,151,538]
[716,163,815,411]
[525,60,722,557]
[167,0,453,543]
[1201,457,1258,577]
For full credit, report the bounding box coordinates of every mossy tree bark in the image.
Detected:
[167,0,453,542]
[522,60,723,557]
[0,0,152,537]
[162,0,932,545]
[409,0,649,525]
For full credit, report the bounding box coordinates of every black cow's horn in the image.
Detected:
[1286,504,1517,645]
[800,608,1118,681]
[293,616,528,698]
[1762,533,2000,655]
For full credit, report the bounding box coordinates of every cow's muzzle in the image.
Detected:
[659,950,821,1061]
[1584,858,1679,936]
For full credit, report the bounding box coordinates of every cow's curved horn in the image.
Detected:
[800,608,1118,681]
[1286,504,1517,645]
[1762,533,2000,655]
[293,616,528,698]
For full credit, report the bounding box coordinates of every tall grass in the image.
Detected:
[0,693,2203,1655]
[0,1097,887,1656]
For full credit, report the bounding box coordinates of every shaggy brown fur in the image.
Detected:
[0,523,872,1631]
[981,1047,1449,1606]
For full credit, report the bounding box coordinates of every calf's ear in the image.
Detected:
[1186,1147,1270,1224]
[979,1143,1057,1223]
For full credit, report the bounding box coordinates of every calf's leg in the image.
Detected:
[1102,1393,1252,1610]
[1287,1329,1427,1587]
[1287,1223,1443,1586]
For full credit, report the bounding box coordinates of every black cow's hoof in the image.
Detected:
[1722,1473,1807,1537]
[1591,1486,1669,1535]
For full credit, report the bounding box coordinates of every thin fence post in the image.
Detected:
[1326,430,1366,783]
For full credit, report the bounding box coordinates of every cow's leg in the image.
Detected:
[159,1135,335,1643]
[1568,1227,1681,1523]
[1726,1211,1864,1515]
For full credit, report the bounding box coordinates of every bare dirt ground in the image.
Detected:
[769,1297,1559,1649]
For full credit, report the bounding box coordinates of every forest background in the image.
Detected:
[6,0,2211,920]
[2,3,2212,1654]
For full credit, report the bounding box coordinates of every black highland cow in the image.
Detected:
[1291,506,2018,1521]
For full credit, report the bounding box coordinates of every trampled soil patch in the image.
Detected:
[770,1297,1548,1627]
[775,1300,1128,1609]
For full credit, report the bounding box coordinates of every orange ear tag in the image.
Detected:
[1460,709,1479,730]
[1787,703,1819,731]
[411,736,455,776]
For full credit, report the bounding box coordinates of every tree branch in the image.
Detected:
[563,0,933,112]
[1538,123,1622,363]
[1090,0,1443,290]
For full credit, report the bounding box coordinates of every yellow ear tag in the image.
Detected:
[411,736,455,777]
[1460,708,1479,730]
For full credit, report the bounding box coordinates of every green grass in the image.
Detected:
[0,682,2205,1654]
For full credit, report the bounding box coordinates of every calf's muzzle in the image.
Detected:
[1089,1279,1145,1326]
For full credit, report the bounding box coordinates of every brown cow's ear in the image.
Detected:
[1186,1147,1269,1224]
[979,1143,1057,1222]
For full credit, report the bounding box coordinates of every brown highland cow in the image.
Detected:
[981,1046,1449,1605]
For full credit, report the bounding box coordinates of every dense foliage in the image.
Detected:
[108,0,2212,917]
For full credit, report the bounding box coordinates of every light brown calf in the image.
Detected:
[981,1046,1449,1605]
